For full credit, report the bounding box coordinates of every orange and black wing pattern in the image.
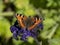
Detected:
[16,14,42,30]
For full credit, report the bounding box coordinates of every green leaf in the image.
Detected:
[53,25,60,38]
[43,18,56,30]
[14,0,29,9]
[49,38,60,45]
[0,17,12,38]
[27,37,34,44]
[40,18,56,39]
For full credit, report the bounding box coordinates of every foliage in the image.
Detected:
[0,0,60,45]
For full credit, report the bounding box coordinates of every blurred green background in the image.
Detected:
[0,0,60,45]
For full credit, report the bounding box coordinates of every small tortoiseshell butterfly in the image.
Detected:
[16,14,42,30]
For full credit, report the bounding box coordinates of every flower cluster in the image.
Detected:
[10,14,43,41]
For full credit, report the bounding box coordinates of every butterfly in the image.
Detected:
[16,14,43,30]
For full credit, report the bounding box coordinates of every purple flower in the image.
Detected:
[20,28,37,41]
[10,24,43,41]
[38,23,43,30]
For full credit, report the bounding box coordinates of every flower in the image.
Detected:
[10,25,22,40]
